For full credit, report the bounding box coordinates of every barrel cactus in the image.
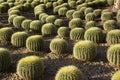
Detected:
[0,48,11,72]
[73,40,97,61]
[50,38,68,54]
[107,0,114,6]
[46,15,57,23]
[93,9,101,18]
[8,10,21,16]
[55,65,84,80]
[57,27,69,38]
[84,27,103,43]
[11,32,29,47]
[26,35,44,52]
[13,16,26,28]
[85,21,96,29]
[70,28,85,41]
[69,18,83,29]
[30,20,43,33]
[21,19,32,31]
[111,71,120,80]
[66,9,75,19]
[106,29,120,45]
[0,27,14,42]
[72,11,83,19]
[58,7,68,16]
[68,1,76,8]
[107,44,120,66]
[101,12,114,21]
[17,56,44,80]
[117,11,120,22]
[84,7,93,15]
[54,19,65,27]
[8,15,17,24]
[85,13,96,21]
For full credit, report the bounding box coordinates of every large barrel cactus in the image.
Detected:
[106,29,120,45]
[0,48,11,72]
[55,65,84,80]
[84,27,104,43]
[111,71,120,80]
[21,19,32,31]
[11,32,29,47]
[107,44,120,66]
[70,28,85,41]
[17,56,44,80]
[0,27,14,42]
[101,12,114,21]
[13,16,26,28]
[50,38,68,54]
[73,40,97,61]
[26,35,44,52]
[57,27,69,38]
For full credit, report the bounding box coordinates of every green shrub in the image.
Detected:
[30,20,43,33]
[41,23,57,36]
[17,56,44,80]
[66,9,75,19]
[8,9,21,16]
[106,29,120,45]
[107,44,120,66]
[57,27,69,38]
[103,20,117,31]
[85,21,96,29]
[84,27,103,43]
[0,27,14,42]
[72,11,84,19]
[21,19,32,31]
[107,0,114,6]
[70,28,85,41]
[93,9,101,18]
[11,32,29,47]
[0,48,11,72]
[55,65,84,80]
[85,13,95,21]
[69,18,83,29]
[50,38,68,54]
[101,12,114,21]
[68,1,76,8]
[13,16,26,28]
[8,15,17,24]
[58,7,68,16]
[84,7,93,15]
[54,19,64,27]
[111,71,120,80]
[73,40,97,61]
[46,15,57,23]
[26,35,44,52]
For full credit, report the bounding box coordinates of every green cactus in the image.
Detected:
[58,7,68,16]
[39,13,47,21]
[107,44,120,66]
[26,35,44,52]
[30,20,43,33]
[107,0,114,6]
[13,16,26,28]
[8,10,21,16]
[69,18,83,29]
[41,14,49,23]
[0,27,14,42]
[84,27,103,43]
[111,71,120,80]
[57,27,69,38]
[46,15,57,23]
[53,2,59,8]
[85,13,96,21]
[11,32,29,47]
[54,19,65,27]
[72,11,84,19]
[85,21,96,29]
[21,19,32,31]
[84,7,93,15]
[117,10,120,22]
[17,56,44,80]
[68,1,76,8]
[50,38,68,54]
[66,9,75,19]
[103,20,117,31]
[93,9,101,18]
[73,40,97,61]
[8,15,18,24]
[70,28,85,41]
[46,2,53,9]
[41,23,57,36]
[55,65,84,80]
[106,29,120,45]
[101,12,114,21]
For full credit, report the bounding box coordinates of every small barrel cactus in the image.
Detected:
[13,16,26,28]
[69,18,83,29]
[30,20,43,33]
[57,27,69,38]
[0,27,14,42]
[41,14,49,23]
[85,21,96,29]
[85,13,96,21]
[0,48,11,72]
[68,1,76,8]
[55,65,84,80]
[8,10,21,16]
[73,40,97,61]
[58,7,68,16]
[70,28,85,41]
[11,32,29,47]
[46,15,57,23]
[106,29,120,44]
[8,15,18,24]
[50,38,68,54]
[26,35,44,52]
[84,27,103,43]
[84,7,93,15]
[41,23,57,36]
[66,9,75,19]
[107,0,114,6]
[103,20,117,31]
[54,19,65,27]
[111,71,120,80]
[72,11,84,19]
[17,56,44,80]
[21,19,32,31]
[107,44,120,65]
[101,12,114,21]
[93,9,101,18]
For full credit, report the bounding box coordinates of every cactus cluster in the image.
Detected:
[55,65,84,80]
[57,27,69,38]
[73,40,97,61]
[17,56,44,80]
